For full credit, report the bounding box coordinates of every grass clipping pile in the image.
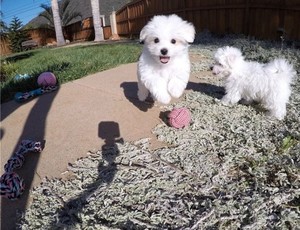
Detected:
[19,37,299,229]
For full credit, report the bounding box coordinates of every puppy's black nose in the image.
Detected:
[160,48,168,55]
[210,66,213,71]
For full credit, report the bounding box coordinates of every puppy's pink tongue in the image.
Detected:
[160,56,170,64]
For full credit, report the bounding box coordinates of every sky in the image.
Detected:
[1,0,51,26]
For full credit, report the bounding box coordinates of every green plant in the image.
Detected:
[280,136,298,153]
[7,17,29,53]
[0,60,17,82]
[1,43,141,103]
[39,0,82,29]
[0,15,8,37]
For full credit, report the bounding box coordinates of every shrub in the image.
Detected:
[7,17,29,53]
[0,60,17,82]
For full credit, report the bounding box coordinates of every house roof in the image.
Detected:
[25,0,131,29]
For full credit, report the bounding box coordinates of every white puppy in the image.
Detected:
[212,46,296,120]
[137,14,195,104]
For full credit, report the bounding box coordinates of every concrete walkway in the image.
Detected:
[0,63,200,229]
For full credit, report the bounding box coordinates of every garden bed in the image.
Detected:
[18,34,300,229]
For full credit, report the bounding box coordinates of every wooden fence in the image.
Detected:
[116,0,300,41]
[26,28,57,45]
[0,18,112,56]
[64,18,112,42]
[0,37,11,56]
[0,28,57,56]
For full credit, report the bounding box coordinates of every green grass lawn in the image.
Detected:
[0,42,142,103]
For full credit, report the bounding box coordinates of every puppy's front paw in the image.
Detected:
[169,88,184,98]
[214,98,221,103]
[168,85,184,99]
[239,99,253,105]
[168,80,185,98]
[155,93,171,104]
[221,98,230,106]
[220,98,232,106]
[221,94,240,106]
[137,89,148,101]
[267,109,286,120]
[214,98,230,106]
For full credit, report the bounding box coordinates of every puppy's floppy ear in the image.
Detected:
[182,22,195,43]
[139,25,148,44]
[168,14,195,43]
[226,54,237,65]
[225,47,242,65]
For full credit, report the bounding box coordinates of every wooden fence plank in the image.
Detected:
[116,0,300,40]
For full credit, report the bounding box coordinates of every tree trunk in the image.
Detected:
[51,0,65,46]
[91,0,104,41]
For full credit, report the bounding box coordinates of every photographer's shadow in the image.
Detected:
[99,121,124,151]
[50,121,123,227]
[97,121,124,185]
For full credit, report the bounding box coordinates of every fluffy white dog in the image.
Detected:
[137,14,195,104]
[212,46,296,120]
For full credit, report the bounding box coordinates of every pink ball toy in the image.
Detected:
[37,72,57,86]
[168,107,191,129]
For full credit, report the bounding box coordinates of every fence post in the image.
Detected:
[126,6,132,38]
[244,0,250,37]
[183,0,187,19]
[225,0,229,33]
[110,11,120,40]
[278,0,286,39]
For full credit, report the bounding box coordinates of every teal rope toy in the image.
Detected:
[14,85,57,102]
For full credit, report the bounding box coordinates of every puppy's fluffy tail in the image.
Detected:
[266,58,296,84]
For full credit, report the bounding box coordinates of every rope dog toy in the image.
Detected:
[0,140,43,200]
[168,107,191,129]
[14,85,58,102]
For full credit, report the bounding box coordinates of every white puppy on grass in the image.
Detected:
[212,46,296,120]
[137,14,195,104]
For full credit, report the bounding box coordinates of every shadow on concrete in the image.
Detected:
[120,81,154,112]
[1,88,59,230]
[120,81,224,112]
[47,121,123,228]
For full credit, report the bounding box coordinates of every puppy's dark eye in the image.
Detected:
[171,39,176,44]
[154,38,159,43]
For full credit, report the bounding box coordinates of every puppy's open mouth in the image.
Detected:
[160,56,170,64]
